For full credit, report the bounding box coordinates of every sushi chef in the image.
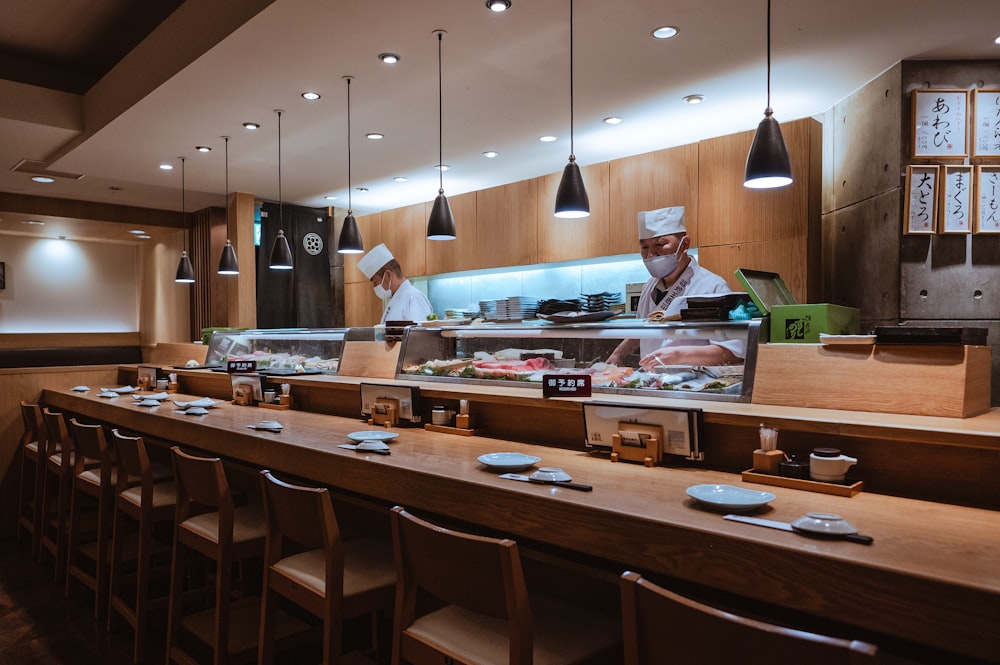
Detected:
[357,243,433,324]
[607,206,744,368]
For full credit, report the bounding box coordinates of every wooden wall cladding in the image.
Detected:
[609,144,700,254]
[344,280,383,327]
[381,203,427,277]
[425,191,478,274]
[699,237,810,302]
[343,212,383,284]
[476,179,538,269]
[535,162,611,263]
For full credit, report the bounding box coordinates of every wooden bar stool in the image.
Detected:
[389,506,621,665]
[39,407,85,583]
[107,429,177,664]
[619,571,880,664]
[166,446,271,665]
[16,401,45,557]
[65,418,118,618]
[258,470,396,665]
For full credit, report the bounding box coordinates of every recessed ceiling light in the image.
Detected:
[482,150,499,158]
[159,163,173,170]
[195,145,212,152]
[356,186,369,192]
[242,122,261,130]
[435,164,450,171]
[539,135,557,142]
[603,116,623,125]
[324,195,337,201]
[31,176,55,183]
[22,220,45,226]
[378,53,401,64]
[994,34,1000,45]
[683,94,705,104]
[652,26,679,39]
[366,132,385,140]
[393,176,408,182]
[301,91,320,100]
[485,0,511,12]
[129,229,146,235]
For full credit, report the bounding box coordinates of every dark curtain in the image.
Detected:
[256,202,334,328]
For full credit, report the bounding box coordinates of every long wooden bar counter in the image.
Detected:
[43,386,1000,663]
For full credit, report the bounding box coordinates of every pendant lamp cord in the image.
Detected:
[347,78,353,214]
[569,0,575,159]
[277,109,283,231]
[437,31,444,194]
[223,136,230,230]
[180,156,186,251]
[765,0,772,111]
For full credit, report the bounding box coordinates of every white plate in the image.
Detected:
[248,423,283,431]
[71,385,90,392]
[172,398,222,409]
[478,452,542,472]
[135,399,162,407]
[347,430,400,442]
[819,334,876,346]
[97,392,119,398]
[133,392,169,401]
[182,407,209,415]
[103,385,137,394]
[686,484,775,512]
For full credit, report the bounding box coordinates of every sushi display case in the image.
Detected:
[395,319,765,402]
[203,328,347,374]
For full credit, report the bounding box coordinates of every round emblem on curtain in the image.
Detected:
[303,232,324,256]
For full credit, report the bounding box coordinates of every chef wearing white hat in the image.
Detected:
[607,206,742,367]
[357,243,433,324]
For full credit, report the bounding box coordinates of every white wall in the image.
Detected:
[0,235,139,333]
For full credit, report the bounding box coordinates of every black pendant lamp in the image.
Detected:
[174,156,195,283]
[744,0,793,189]
[217,136,240,274]
[269,109,294,269]
[554,0,589,219]
[337,76,364,254]
[426,30,456,240]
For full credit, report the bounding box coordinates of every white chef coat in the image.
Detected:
[635,255,745,359]
[381,279,433,324]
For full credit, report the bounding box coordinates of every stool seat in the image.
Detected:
[271,537,395,601]
[180,503,267,545]
[120,481,178,510]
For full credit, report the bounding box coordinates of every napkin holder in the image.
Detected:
[610,423,662,467]
[368,398,399,427]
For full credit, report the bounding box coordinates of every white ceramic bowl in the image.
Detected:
[357,440,391,452]
[530,467,572,483]
[791,512,857,535]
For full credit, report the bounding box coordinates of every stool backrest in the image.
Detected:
[620,571,879,665]
[68,419,110,473]
[19,401,42,448]
[42,408,72,462]
[390,506,532,661]
[170,446,233,521]
[260,470,339,552]
[110,429,153,495]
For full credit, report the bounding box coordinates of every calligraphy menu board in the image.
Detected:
[972,89,1000,158]
[939,165,973,233]
[904,165,939,234]
[975,166,1000,233]
[912,89,969,158]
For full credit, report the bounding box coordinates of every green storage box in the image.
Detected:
[734,269,860,343]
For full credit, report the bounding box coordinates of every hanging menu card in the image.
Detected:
[904,165,939,234]
[940,165,973,234]
[972,89,1000,158]
[912,89,969,158]
[976,166,1000,233]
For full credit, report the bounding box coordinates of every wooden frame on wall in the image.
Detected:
[974,165,1000,233]
[904,165,939,234]
[939,165,974,234]
[912,89,969,159]
[972,89,1000,159]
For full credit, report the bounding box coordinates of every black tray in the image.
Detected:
[874,326,988,345]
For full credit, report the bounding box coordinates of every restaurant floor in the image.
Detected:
[0,537,380,665]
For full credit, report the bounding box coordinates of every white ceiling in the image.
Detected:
[1,0,998,242]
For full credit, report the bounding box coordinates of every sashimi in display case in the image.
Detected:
[395,318,765,402]
[203,328,348,374]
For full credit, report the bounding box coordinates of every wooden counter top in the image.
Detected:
[43,386,1000,662]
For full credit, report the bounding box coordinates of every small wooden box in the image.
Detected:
[611,423,662,466]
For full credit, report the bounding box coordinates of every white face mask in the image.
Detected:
[643,253,679,279]
[373,272,391,300]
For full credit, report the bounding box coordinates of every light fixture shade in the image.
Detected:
[337,213,364,253]
[269,229,294,269]
[554,158,590,218]
[175,250,195,283]
[217,240,239,274]
[427,192,456,240]
[744,111,793,189]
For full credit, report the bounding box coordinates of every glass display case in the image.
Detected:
[203,328,347,374]
[396,319,765,402]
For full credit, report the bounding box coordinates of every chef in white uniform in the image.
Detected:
[356,243,433,324]
[607,206,744,368]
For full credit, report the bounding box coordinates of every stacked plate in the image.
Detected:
[485,297,539,321]
[580,292,622,312]
[537,299,582,316]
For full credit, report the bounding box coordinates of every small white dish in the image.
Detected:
[347,430,399,443]
[107,385,137,394]
[135,399,161,407]
[791,512,857,536]
[134,392,169,401]
[71,385,90,392]
[529,467,572,483]
[356,440,391,452]
[819,334,876,346]
[97,392,119,398]
[172,398,221,409]
[477,452,542,472]
[182,407,209,415]
[686,484,776,512]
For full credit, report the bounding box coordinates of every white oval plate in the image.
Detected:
[347,430,399,443]
[686,484,776,512]
[135,399,162,407]
[72,385,90,392]
[133,392,169,401]
[182,407,209,415]
[172,398,222,409]
[478,452,542,472]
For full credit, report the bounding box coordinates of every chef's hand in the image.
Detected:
[638,344,737,371]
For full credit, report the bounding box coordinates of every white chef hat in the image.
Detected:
[357,243,394,279]
[637,206,686,240]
